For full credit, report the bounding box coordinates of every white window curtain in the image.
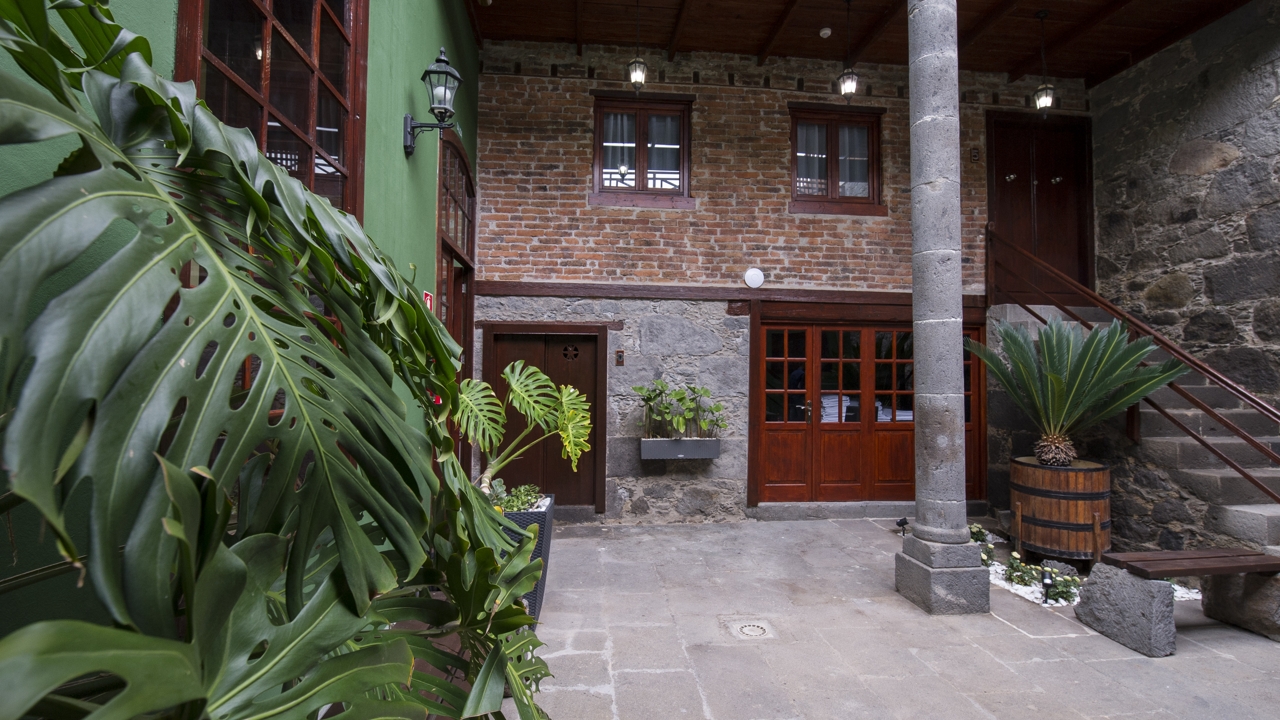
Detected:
[602,112,636,188]
[838,124,869,197]
[795,122,827,196]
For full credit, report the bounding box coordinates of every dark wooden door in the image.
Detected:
[487,333,599,507]
[989,114,1092,296]
[757,324,984,503]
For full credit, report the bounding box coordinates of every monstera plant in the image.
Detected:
[0,2,546,719]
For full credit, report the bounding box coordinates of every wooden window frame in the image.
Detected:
[788,103,887,217]
[590,96,694,210]
[175,0,370,219]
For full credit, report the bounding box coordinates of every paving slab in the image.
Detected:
[531,519,1280,719]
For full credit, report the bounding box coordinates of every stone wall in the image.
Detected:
[475,296,750,523]
[1075,0,1280,552]
[475,41,1087,294]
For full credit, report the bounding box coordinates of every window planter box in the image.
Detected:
[501,495,554,621]
[639,438,721,460]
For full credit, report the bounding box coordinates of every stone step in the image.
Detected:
[1170,467,1280,506]
[1266,546,1280,557]
[1139,436,1280,470]
[1149,384,1247,410]
[1139,408,1280,439]
[1207,504,1280,546]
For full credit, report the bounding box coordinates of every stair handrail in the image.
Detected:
[986,227,1280,505]
[987,228,1280,424]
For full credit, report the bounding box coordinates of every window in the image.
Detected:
[590,95,693,209]
[788,105,886,216]
[176,0,367,215]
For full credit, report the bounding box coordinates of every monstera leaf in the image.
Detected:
[0,3,451,624]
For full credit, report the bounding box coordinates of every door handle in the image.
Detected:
[805,401,813,423]
[1005,174,1017,182]
[1050,176,1063,184]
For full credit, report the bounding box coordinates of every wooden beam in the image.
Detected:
[1085,0,1254,87]
[757,0,804,66]
[464,0,484,49]
[847,0,908,66]
[667,0,694,61]
[1007,0,1140,81]
[576,0,584,56]
[958,0,1020,53]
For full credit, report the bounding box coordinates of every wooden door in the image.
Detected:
[988,114,1092,297]
[757,324,984,503]
[486,333,599,507]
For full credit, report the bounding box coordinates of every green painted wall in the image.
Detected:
[362,0,479,297]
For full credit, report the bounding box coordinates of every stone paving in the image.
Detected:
[521,518,1280,719]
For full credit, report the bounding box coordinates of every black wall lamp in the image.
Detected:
[404,48,462,156]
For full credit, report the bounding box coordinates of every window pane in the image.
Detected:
[821,330,839,359]
[204,0,264,91]
[795,122,827,196]
[275,0,315,54]
[876,395,893,422]
[266,123,310,182]
[270,37,312,131]
[313,154,345,208]
[838,124,870,197]
[897,363,913,391]
[601,112,636,189]
[766,394,784,422]
[875,331,893,359]
[324,0,347,27]
[787,362,805,390]
[647,114,681,191]
[202,64,262,140]
[766,361,784,389]
[316,86,345,163]
[842,331,860,359]
[897,332,913,360]
[766,329,784,358]
[875,364,892,391]
[319,13,348,94]
[842,362,860,391]
[787,330,806,358]
[896,395,914,422]
[821,362,838,391]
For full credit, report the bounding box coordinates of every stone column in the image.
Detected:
[894,0,989,615]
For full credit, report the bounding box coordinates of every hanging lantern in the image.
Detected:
[1034,83,1055,110]
[838,68,859,100]
[422,48,462,125]
[628,57,648,92]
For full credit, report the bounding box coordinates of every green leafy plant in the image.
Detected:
[488,480,544,514]
[632,378,727,439]
[455,360,592,496]
[1003,552,1039,586]
[969,523,989,544]
[980,543,996,568]
[0,3,546,718]
[965,318,1188,466]
[1045,569,1083,603]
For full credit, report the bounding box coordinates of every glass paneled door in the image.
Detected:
[757,324,984,503]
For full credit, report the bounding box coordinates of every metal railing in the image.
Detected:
[986,227,1280,504]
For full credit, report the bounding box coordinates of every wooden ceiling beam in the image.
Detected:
[757,0,804,66]
[847,0,908,66]
[958,0,1020,53]
[575,0,584,55]
[1007,0,1140,81]
[1085,0,1255,87]
[465,0,484,48]
[667,0,694,60]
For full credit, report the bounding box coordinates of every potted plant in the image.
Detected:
[455,360,593,618]
[964,318,1187,560]
[633,379,728,460]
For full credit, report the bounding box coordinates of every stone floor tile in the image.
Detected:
[820,627,943,677]
[1041,633,1147,662]
[915,643,1024,694]
[990,589,1094,637]
[862,674,999,719]
[613,669,707,720]
[601,590,674,626]
[972,633,1072,664]
[525,688,614,719]
[568,628,609,652]
[687,644,800,719]
[1007,658,1162,717]
[968,690,1091,719]
[542,650,612,689]
[607,624,691,671]
[601,560,664,594]
[1176,625,1280,673]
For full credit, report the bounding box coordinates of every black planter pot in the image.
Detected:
[501,495,554,621]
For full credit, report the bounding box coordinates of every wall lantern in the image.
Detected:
[403,48,462,156]
[1033,10,1055,113]
[626,0,646,92]
[837,0,858,102]
[628,56,648,92]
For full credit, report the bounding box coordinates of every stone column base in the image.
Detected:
[1075,563,1176,657]
[1202,573,1280,642]
[894,536,990,615]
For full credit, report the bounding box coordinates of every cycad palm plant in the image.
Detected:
[964,318,1188,466]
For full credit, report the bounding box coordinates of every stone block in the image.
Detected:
[1168,139,1240,176]
[1205,255,1280,304]
[638,315,722,356]
[894,551,990,615]
[1204,346,1280,394]
[1074,563,1176,658]
[1201,573,1280,641]
[1142,272,1195,310]
[1201,157,1280,219]
[903,534,983,568]
[1246,203,1280,251]
[1252,298,1280,342]
[1182,309,1237,344]
[1166,229,1229,265]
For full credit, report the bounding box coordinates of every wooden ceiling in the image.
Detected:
[470,0,1255,85]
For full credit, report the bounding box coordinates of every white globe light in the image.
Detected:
[743,268,765,289]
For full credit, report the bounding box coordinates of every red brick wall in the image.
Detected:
[476,42,1088,293]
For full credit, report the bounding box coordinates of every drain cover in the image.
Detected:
[727,620,776,640]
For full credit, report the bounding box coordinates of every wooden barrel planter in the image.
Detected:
[1010,456,1111,561]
